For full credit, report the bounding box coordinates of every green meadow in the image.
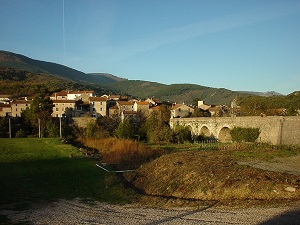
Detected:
[0,138,137,206]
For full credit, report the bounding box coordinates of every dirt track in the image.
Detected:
[239,155,300,176]
[1,198,300,225]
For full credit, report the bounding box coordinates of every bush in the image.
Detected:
[230,127,260,142]
[15,129,27,138]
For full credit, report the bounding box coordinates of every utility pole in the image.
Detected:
[38,118,41,138]
[8,117,11,138]
[59,116,62,138]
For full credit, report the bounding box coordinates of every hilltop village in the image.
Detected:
[0,89,235,119]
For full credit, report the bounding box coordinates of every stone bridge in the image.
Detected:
[170,116,300,145]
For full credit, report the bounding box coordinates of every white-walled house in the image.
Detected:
[170,104,194,118]
[67,90,94,100]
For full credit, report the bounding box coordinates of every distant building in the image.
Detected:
[133,101,150,116]
[89,96,107,118]
[0,103,11,117]
[11,100,31,117]
[67,90,94,100]
[170,104,194,118]
[145,97,162,107]
[198,100,211,110]
[52,100,76,117]
[116,101,134,115]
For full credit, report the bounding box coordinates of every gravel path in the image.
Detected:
[1,199,300,225]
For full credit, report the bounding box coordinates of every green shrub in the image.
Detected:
[230,127,260,142]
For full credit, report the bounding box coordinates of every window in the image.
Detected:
[93,108,95,111]
[100,108,103,111]
[100,102,103,105]
[56,108,58,111]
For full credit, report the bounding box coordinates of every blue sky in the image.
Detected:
[0,0,300,95]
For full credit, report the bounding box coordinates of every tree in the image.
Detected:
[173,125,192,144]
[114,118,135,139]
[0,117,8,138]
[21,93,54,137]
[143,105,173,144]
[96,116,120,136]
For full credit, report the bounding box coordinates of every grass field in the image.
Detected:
[0,138,137,206]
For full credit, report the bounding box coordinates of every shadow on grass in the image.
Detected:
[0,156,136,207]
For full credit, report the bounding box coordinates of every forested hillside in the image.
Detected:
[0,68,105,97]
[102,80,247,105]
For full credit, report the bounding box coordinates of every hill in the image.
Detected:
[102,80,247,105]
[0,50,125,84]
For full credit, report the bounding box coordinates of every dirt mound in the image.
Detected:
[124,150,300,202]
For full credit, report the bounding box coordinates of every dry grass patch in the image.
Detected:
[78,137,164,169]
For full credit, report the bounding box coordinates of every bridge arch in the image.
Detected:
[200,126,210,137]
[218,127,232,142]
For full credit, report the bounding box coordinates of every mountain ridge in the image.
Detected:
[0,50,125,84]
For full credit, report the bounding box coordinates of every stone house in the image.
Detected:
[50,90,68,100]
[170,104,194,118]
[121,110,137,122]
[133,101,150,116]
[108,105,119,118]
[116,101,134,115]
[198,100,211,111]
[11,100,31,117]
[145,97,162,107]
[0,103,11,117]
[52,100,76,117]
[89,96,107,118]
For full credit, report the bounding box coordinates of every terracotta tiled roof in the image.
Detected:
[150,106,161,110]
[50,91,68,97]
[0,103,11,108]
[136,101,149,105]
[89,97,107,101]
[171,104,183,110]
[109,105,119,109]
[52,100,76,103]
[117,101,134,105]
[11,100,31,104]
[69,90,94,94]
[123,111,137,115]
